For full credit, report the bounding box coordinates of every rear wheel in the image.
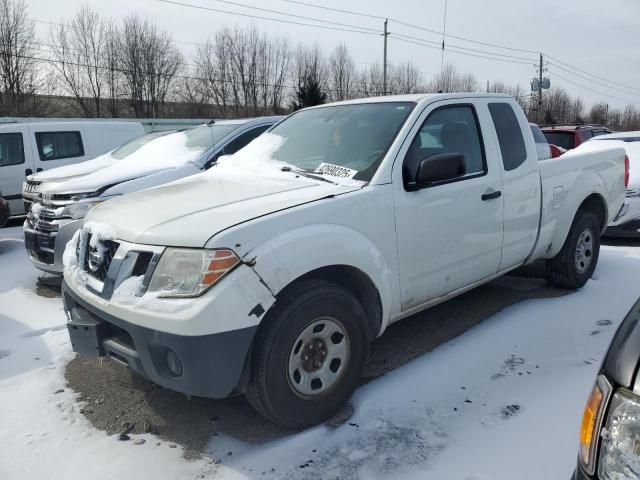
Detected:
[245,279,369,428]
[546,210,601,289]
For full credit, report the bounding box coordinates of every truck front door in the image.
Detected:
[393,101,505,311]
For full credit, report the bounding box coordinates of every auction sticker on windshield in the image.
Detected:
[314,163,358,179]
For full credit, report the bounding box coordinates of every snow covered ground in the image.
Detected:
[1,223,639,480]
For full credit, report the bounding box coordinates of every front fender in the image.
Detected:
[241,224,395,332]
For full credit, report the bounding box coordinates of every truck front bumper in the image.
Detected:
[62,282,257,399]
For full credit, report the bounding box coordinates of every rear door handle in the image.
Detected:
[36,168,43,172]
[481,190,502,201]
[25,168,33,176]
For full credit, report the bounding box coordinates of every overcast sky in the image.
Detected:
[28,0,640,110]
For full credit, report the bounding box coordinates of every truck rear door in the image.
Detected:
[393,100,504,310]
[0,125,35,217]
[487,101,541,270]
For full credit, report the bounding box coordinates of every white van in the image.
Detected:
[0,121,144,225]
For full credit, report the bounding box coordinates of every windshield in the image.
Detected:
[111,131,170,159]
[543,132,575,150]
[264,102,415,182]
[111,124,242,161]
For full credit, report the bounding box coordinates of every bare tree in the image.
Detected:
[103,20,122,117]
[118,14,182,118]
[357,64,384,97]
[328,44,356,101]
[588,102,609,126]
[50,5,107,117]
[0,0,44,115]
[568,97,585,123]
[389,62,424,94]
[428,63,478,93]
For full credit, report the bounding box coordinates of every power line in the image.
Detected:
[549,70,640,106]
[546,54,640,95]
[280,0,539,55]
[391,32,537,62]
[548,61,640,99]
[204,0,380,33]
[156,0,380,36]
[280,0,385,21]
[390,36,535,66]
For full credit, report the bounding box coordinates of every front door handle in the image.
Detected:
[25,168,33,176]
[36,168,43,172]
[481,190,502,201]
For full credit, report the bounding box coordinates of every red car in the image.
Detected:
[541,124,612,151]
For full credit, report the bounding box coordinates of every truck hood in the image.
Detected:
[86,168,362,247]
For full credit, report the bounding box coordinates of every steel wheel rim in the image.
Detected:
[287,316,351,399]
[575,228,594,274]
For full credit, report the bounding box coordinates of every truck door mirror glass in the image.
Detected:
[414,152,466,188]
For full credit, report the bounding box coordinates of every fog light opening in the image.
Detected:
[166,349,183,377]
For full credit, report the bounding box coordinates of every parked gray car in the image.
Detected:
[23,116,283,274]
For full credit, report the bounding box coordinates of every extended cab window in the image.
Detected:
[35,131,84,161]
[0,133,24,167]
[489,103,527,171]
[403,105,486,184]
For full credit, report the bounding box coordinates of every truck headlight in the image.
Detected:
[579,376,611,474]
[598,389,640,479]
[62,200,103,220]
[147,248,240,298]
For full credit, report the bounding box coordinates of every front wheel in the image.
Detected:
[546,210,601,289]
[245,279,369,428]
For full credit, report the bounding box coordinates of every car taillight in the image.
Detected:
[625,154,630,188]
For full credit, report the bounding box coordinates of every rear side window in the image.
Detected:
[489,103,527,171]
[35,131,84,161]
[0,133,24,166]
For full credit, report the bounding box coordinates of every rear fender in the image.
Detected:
[538,173,609,260]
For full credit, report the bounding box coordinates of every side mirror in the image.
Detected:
[413,152,466,188]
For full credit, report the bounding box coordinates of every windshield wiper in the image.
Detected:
[281,166,338,185]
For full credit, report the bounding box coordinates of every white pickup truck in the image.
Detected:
[61,94,627,428]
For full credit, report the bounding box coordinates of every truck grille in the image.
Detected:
[24,204,69,265]
[75,227,161,299]
[82,234,120,282]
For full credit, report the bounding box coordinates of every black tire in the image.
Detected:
[245,279,369,428]
[546,210,601,289]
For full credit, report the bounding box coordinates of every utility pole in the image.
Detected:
[530,54,550,122]
[538,53,543,122]
[383,18,388,95]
